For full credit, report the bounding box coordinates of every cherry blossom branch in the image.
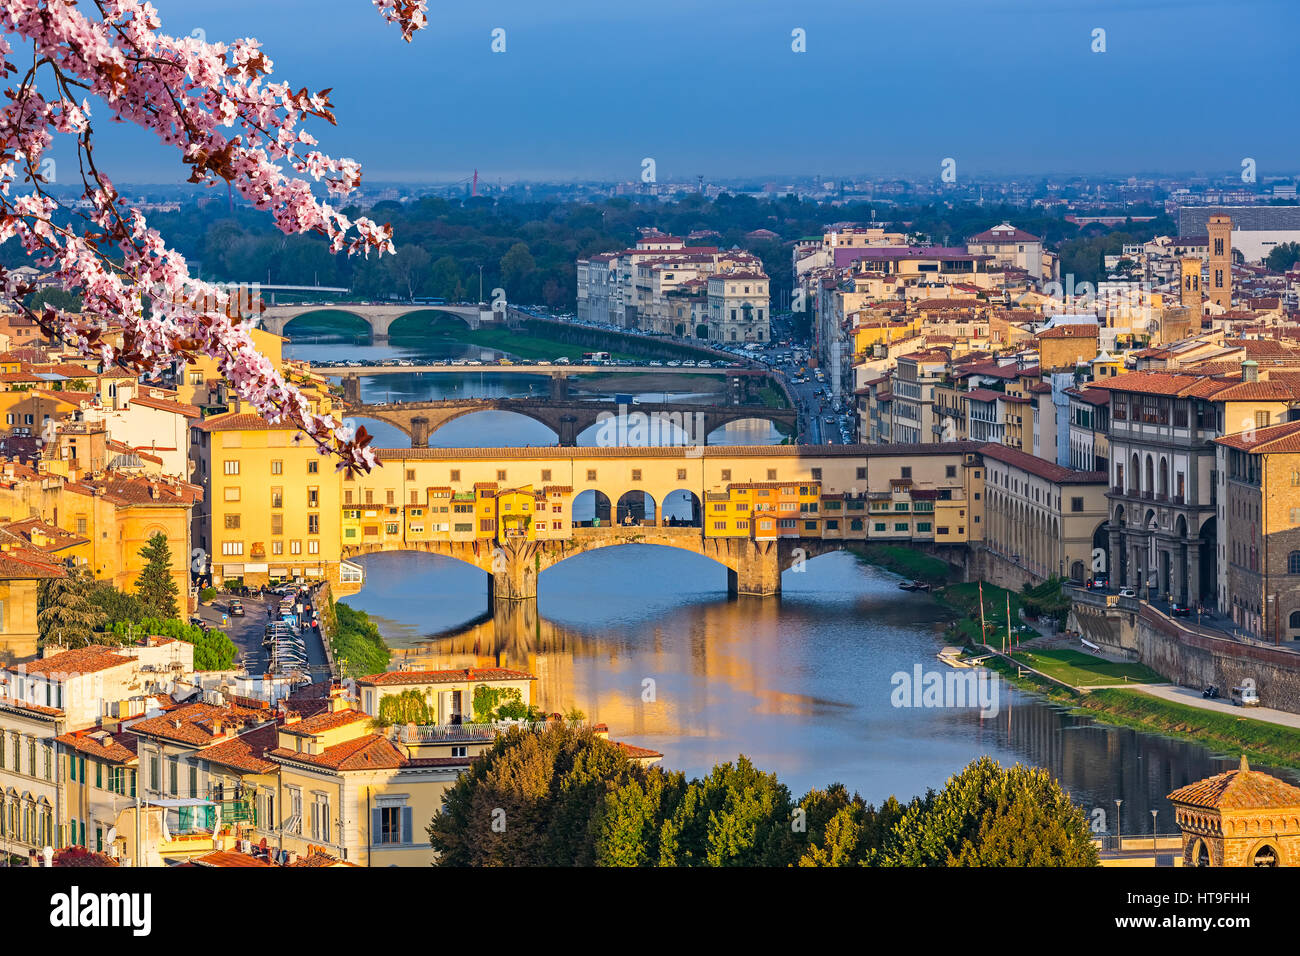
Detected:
[0,0,427,474]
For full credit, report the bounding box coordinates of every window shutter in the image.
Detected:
[372,809,382,845]
[402,807,413,845]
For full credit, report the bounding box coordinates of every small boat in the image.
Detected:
[898,580,920,592]
[937,647,974,668]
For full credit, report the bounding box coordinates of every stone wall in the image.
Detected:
[973,548,1044,593]
[1137,605,1300,711]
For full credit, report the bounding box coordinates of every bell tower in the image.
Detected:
[1179,256,1203,328]
[1207,214,1232,309]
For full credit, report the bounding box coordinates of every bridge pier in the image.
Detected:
[409,416,430,448]
[726,539,783,597]
[489,539,540,602]
[342,374,362,405]
[557,415,580,446]
[550,374,571,401]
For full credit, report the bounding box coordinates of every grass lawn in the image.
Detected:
[1009,648,1166,687]
[1079,689,1300,770]
[850,543,951,586]
[939,580,1043,646]
[983,657,1300,770]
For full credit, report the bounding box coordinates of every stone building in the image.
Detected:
[1214,419,1300,641]
[1169,755,1300,867]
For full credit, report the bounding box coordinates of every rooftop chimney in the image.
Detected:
[1242,360,1259,383]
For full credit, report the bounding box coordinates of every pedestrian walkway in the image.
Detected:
[1129,683,1300,731]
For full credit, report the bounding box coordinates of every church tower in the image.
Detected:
[1207,214,1233,310]
[1179,256,1203,327]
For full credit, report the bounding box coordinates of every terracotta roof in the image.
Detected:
[1214,419,1300,454]
[188,850,274,867]
[191,413,296,433]
[270,733,408,771]
[70,475,203,507]
[0,696,64,717]
[979,442,1107,485]
[613,741,663,760]
[55,729,138,764]
[2,517,87,552]
[199,722,280,774]
[289,851,358,867]
[1168,756,1300,810]
[1068,387,1111,407]
[130,395,201,418]
[7,646,133,678]
[279,708,370,737]
[129,702,270,746]
[358,667,536,687]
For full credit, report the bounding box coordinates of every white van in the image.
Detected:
[1231,684,1260,707]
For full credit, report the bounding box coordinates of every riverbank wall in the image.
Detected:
[1067,586,1300,715]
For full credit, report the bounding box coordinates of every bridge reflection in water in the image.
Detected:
[348,548,1270,811]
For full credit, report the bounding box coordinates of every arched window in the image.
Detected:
[1253,843,1279,867]
[1289,551,1300,574]
[1290,610,1300,630]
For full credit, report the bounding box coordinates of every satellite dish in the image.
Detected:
[106,826,117,844]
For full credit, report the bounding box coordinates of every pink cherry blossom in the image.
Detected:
[0,1,426,474]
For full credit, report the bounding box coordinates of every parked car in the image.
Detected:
[1118,588,1137,599]
[1202,684,1220,699]
[1231,684,1260,708]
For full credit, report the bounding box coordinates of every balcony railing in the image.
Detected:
[388,719,590,745]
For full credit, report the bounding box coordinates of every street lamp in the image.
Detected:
[1150,809,1159,854]
[1114,798,1123,847]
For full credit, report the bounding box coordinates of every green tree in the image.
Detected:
[879,757,1099,867]
[37,567,108,649]
[428,255,464,301]
[134,532,179,620]
[107,617,236,670]
[498,241,536,300]
[593,767,687,867]
[331,602,390,678]
[386,244,431,300]
[793,788,907,867]
[1266,241,1300,273]
[377,689,431,726]
[657,756,794,866]
[429,723,647,867]
[88,580,146,625]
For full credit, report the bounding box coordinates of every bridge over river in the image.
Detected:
[343,395,797,446]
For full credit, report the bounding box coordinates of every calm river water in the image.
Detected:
[285,317,1272,824]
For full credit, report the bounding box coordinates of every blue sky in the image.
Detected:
[45,0,1300,182]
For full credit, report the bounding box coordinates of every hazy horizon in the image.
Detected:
[19,0,1300,185]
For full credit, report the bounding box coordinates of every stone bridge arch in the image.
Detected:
[338,530,847,605]
[261,303,488,339]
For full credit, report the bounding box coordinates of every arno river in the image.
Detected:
[285,317,1275,827]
